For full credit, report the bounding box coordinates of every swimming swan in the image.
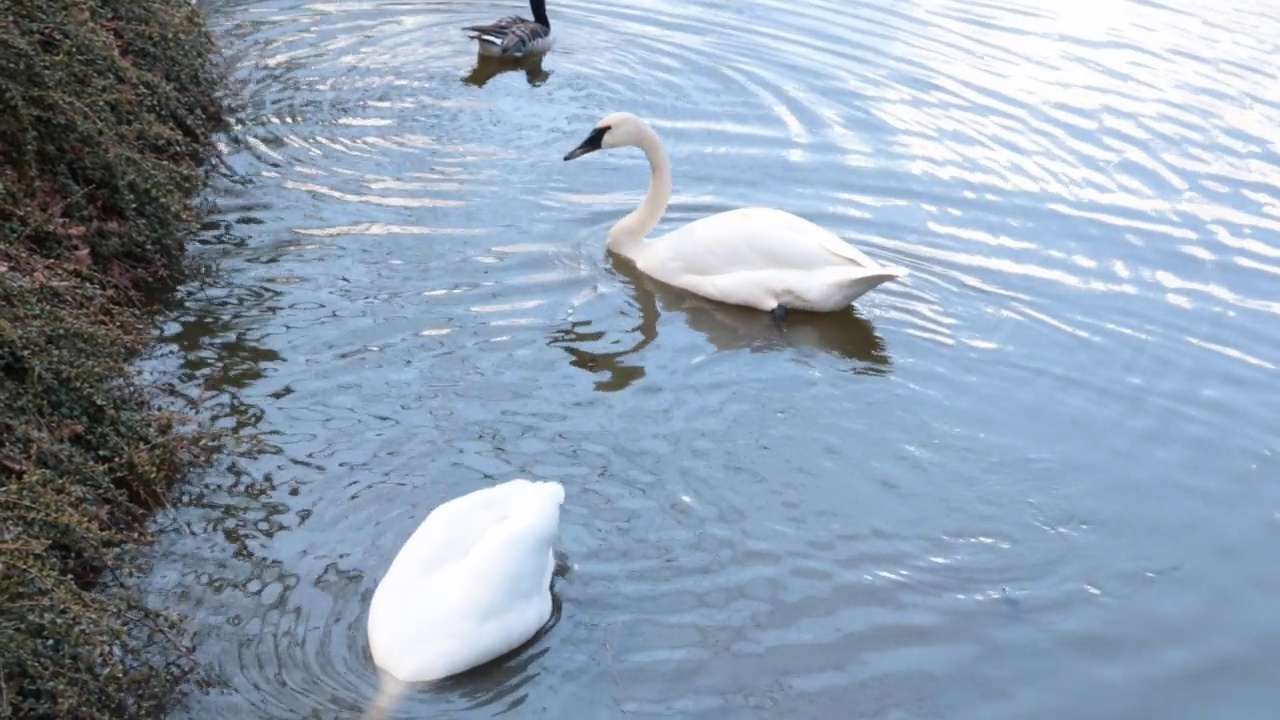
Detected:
[462,0,553,59]
[364,478,565,717]
[563,112,908,325]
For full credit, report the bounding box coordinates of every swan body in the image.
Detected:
[462,0,553,58]
[366,478,565,685]
[562,112,907,320]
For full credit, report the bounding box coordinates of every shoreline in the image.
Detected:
[0,0,227,716]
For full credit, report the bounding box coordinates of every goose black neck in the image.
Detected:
[529,0,550,27]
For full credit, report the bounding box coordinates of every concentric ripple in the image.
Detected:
[147,0,1280,717]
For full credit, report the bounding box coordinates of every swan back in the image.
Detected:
[637,208,907,311]
[367,478,565,684]
[642,208,875,275]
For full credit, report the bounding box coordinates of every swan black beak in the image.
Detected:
[563,125,609,161]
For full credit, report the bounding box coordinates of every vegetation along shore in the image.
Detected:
[1,0,225,716]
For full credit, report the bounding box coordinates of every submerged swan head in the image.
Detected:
[563,112,653,160]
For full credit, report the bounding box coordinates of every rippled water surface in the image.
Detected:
[149,0,1280,717]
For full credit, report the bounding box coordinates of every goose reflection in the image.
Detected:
[462,53,551,88]
[548,259,892,392]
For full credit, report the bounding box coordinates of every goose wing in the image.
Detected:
[463,15,548,56]
[463,14,526,35]
[497,21,549,56]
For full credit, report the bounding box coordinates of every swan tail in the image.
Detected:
[364,670,408,720]
[830,265,908,306]
[538,480,565,506]
[499,478,564,507]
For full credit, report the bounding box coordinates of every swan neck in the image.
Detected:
[608,124,670,259]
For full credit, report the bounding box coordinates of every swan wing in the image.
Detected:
[387,478,549,579]
[644,207,882,278]
[368,480,564,683]
[674,265,905,312]
[457,484,562,615]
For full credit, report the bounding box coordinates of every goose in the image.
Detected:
[462,0,553,59]
[562,112,908,326]
[364,478,566,717]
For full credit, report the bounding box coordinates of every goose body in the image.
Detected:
[463,0,553,58]
[562,112,907,323]
[366,478,565,686]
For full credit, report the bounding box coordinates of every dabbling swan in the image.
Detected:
[462,0,553,58]
[563,112,908,326]
[364,478,566,717]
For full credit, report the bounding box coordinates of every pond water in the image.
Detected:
[149,0,1280,717]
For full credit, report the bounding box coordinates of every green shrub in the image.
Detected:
[0,0,223,285]
[0,0,224,716]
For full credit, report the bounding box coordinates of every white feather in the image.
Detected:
[366,478,565,686]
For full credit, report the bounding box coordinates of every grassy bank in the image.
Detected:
[0,0,224,716]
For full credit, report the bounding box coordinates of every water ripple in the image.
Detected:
[150,0,1280,716]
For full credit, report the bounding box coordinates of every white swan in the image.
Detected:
[364,478,565,717]
[563,112,908,325]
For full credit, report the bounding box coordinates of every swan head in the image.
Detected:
[563,112,647,161]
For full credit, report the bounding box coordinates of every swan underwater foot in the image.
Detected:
[554,547,574,577]
[771,304,788,330]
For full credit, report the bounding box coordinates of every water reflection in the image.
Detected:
[548,319,654,392]
[463,53,552,88]
[641,275,892,374]
[549,258,891,391]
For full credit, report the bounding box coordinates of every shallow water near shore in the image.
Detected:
[149,0,1280,717]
